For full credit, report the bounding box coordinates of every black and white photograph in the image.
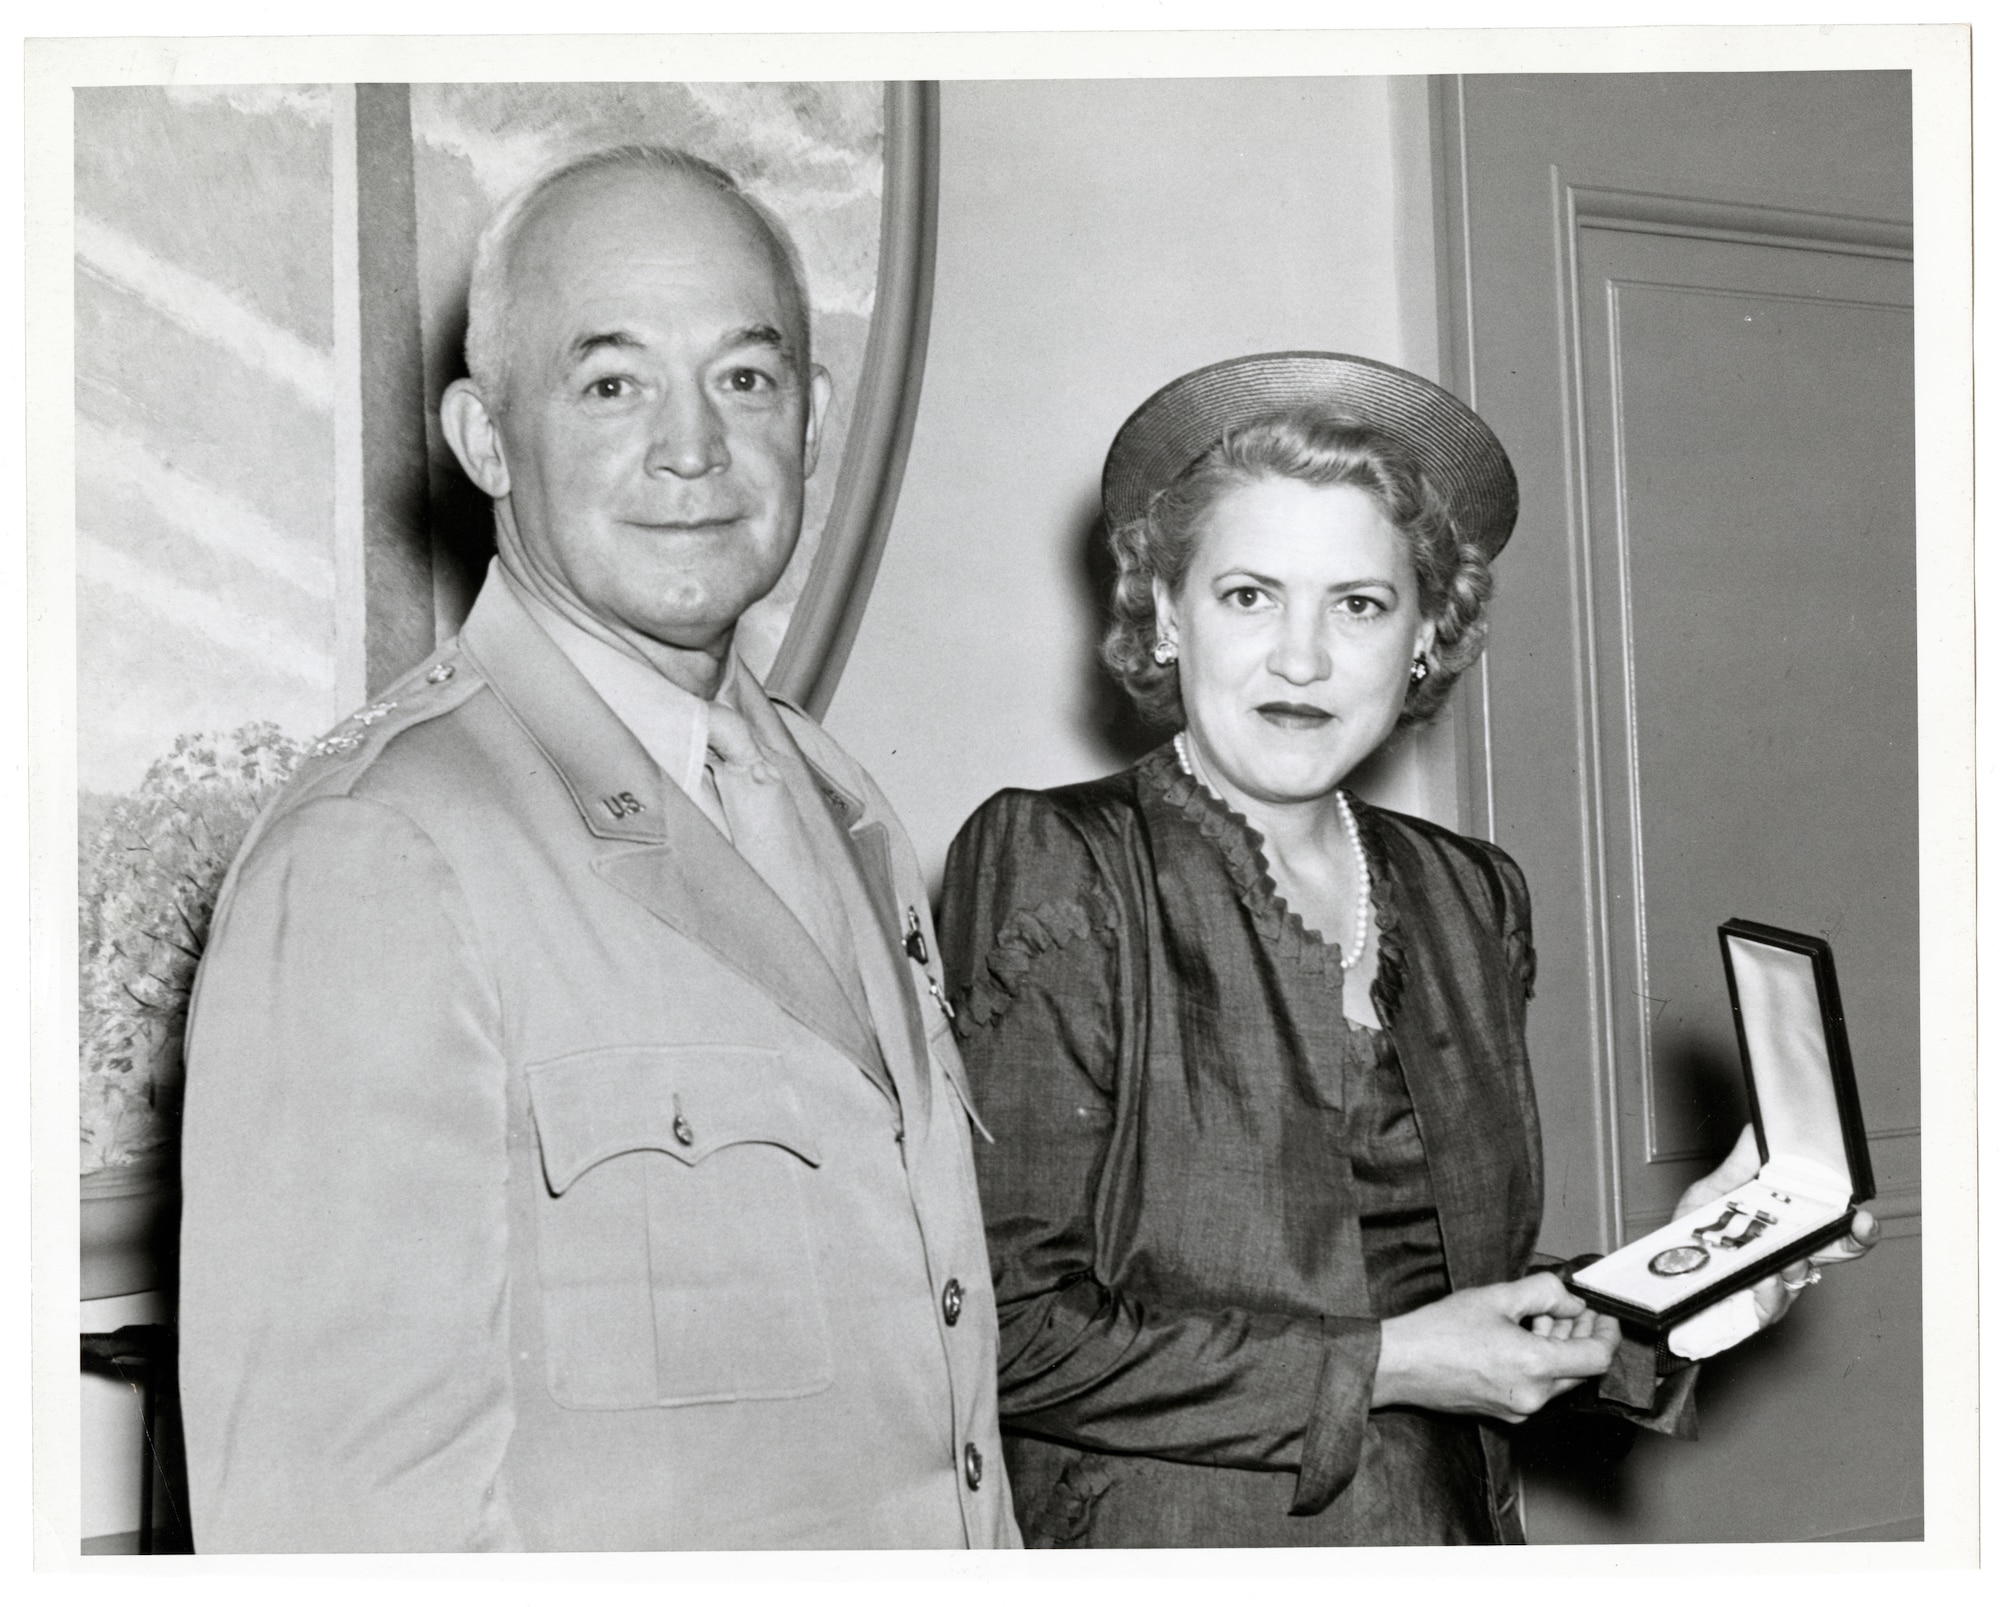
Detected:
[22,14,1977,1577]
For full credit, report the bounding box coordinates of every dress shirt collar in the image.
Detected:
[500,563,739,800]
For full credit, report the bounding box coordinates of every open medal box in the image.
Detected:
[1566,919,1873,1341]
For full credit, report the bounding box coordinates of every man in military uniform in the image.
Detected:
[177,146,1018,1551]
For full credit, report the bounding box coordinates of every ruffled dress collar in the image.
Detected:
[1134,741,1409,1023]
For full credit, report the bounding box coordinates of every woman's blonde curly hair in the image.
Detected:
[1101,409,1495,730]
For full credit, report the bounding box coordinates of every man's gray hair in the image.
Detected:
[462,143,813,407]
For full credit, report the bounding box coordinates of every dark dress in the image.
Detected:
[939,744,1686,1548]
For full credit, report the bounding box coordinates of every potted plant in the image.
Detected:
[79,724,302,1300]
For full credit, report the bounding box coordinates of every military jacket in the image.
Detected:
[178,572,1019,1551]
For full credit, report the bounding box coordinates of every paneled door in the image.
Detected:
[1435,73,1920,1543]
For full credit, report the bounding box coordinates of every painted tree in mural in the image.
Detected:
[79,724,302,1171]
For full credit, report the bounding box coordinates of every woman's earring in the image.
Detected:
[1153,638,1179,667]
[1409,655,1431,686]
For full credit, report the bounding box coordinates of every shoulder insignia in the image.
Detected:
[309,697,400,756]
[306,698,399,756]
[300,647,475,763]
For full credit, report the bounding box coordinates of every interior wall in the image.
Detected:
[826,77,1455,886]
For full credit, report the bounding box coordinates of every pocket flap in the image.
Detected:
[527,1046,822,1194]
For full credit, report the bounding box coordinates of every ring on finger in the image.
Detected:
[1779,1266,1823,1292]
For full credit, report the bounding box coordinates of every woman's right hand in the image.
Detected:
[1372,1273,1621,1422]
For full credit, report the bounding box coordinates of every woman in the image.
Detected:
[937,353,1875,1547]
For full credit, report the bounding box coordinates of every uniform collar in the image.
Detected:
[498,563,749,807]
[460,562,868,849]
[460,563,686,843]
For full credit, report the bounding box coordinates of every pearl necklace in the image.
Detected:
[1173,731,1371,972]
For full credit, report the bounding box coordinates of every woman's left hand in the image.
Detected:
[1673,1123,1881,1332]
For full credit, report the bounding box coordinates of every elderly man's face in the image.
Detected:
[486,168,827,653]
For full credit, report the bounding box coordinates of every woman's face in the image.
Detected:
[1154,475,1436,812]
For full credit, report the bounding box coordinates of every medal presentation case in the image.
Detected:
[1566,920,1873,1337]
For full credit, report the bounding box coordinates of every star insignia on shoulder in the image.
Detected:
[309,698,399,757]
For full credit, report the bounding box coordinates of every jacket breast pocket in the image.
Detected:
[527,1046,834,1411]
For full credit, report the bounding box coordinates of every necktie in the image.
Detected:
[703,700,868,1009]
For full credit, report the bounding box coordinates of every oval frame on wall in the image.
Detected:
[766,80,939,718]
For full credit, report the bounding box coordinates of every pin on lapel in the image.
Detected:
[927,976,956,1022]
[905,905,954,1021]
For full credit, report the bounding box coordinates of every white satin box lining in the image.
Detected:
[1570,1155,1849,1316]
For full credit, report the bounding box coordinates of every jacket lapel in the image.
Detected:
[1367,815,1540,1293]
[840,817,935,1128]
[590,838,890,1089]
[735,680,932,1125]
[459,573,889,1086]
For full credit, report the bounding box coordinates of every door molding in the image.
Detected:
[1564,183,1912,261]
[1550,179,1917,1235]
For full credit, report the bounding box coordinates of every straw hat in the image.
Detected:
[1100,351,1519,559]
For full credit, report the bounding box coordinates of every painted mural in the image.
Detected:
[76,86,340,1169]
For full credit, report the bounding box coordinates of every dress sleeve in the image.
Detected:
[939,791,1378,1516]
[177,794,519,1551]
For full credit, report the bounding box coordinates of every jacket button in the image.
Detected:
[963,1441,984,1491]
[941,1278,964,1326]
[672,1114,694,1146]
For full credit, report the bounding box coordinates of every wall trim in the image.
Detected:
[1547,161,1630,1247]
[1428,76,1497,847]
[1571,184,1913,261]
